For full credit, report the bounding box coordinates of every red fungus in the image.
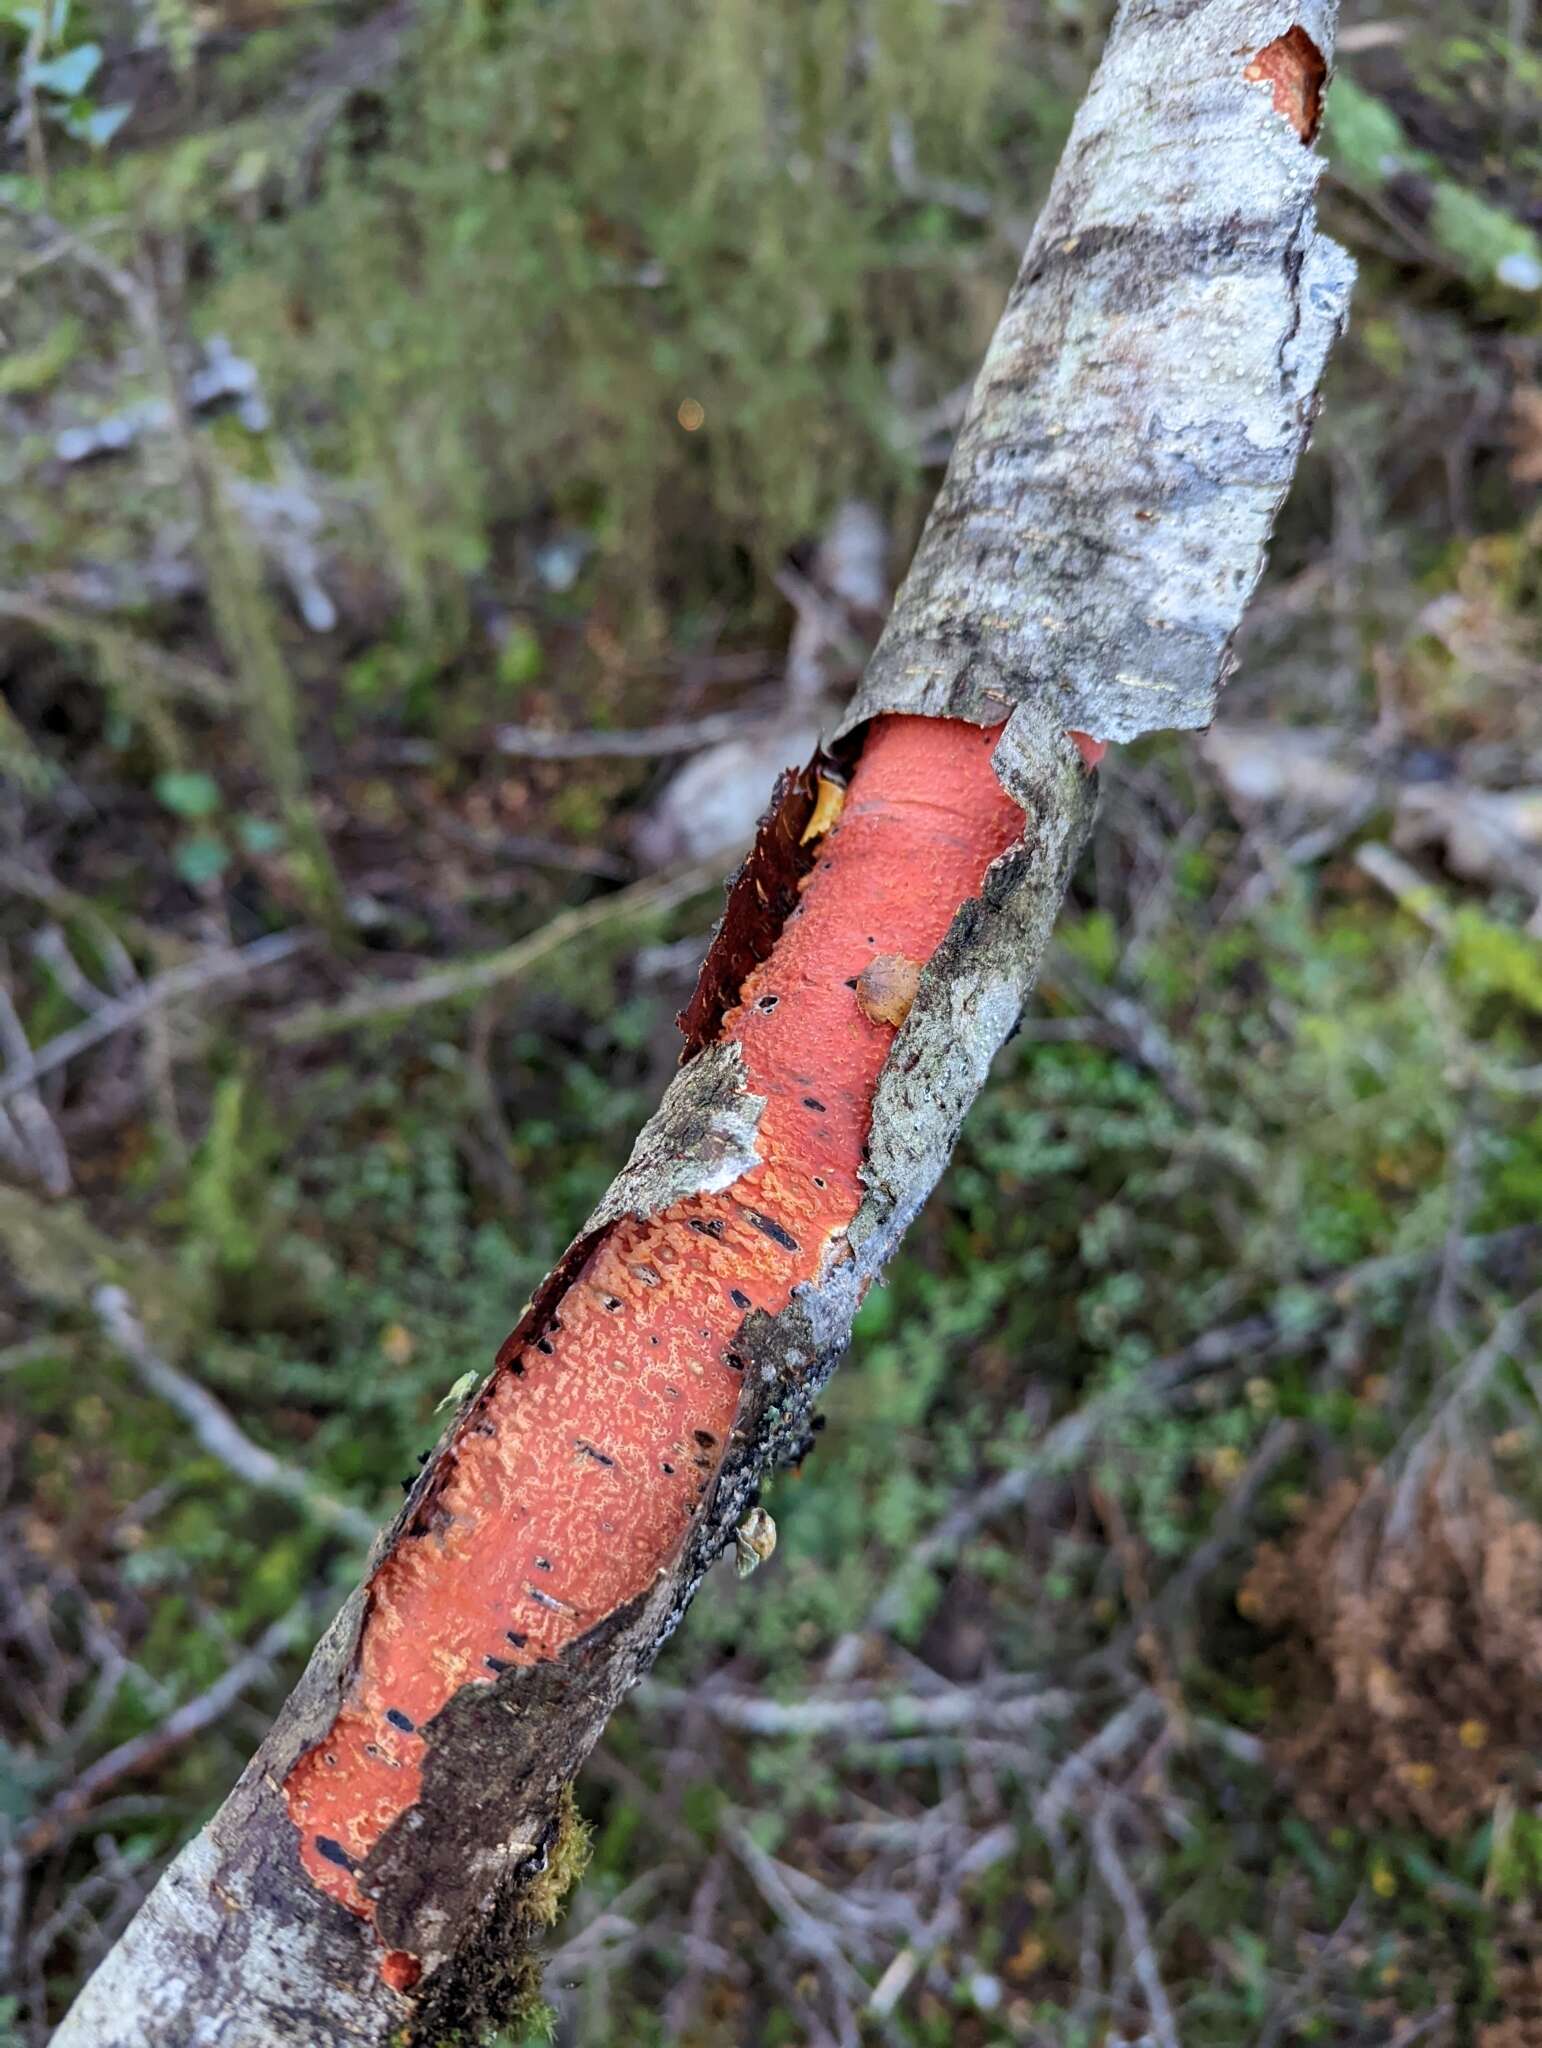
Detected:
[380,1951,422,1995]
[284,714,1087,1971]
[1243,25,1326,144]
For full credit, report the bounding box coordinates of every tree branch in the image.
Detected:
[93,1285,377,1548]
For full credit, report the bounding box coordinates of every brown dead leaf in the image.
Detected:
[855,953,922,1028]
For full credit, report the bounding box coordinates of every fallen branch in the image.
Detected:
[641,1675,1075,1742]
[274,860,720,1039]
[54,6,1351,2042]
[20,1604,308,1857]
[495,709,783,760]
[1090,1800,1181,2048]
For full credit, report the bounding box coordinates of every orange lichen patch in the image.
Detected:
[854,952,923,1029]
[1243,25,1326,143]
[283,714,1035,1963]
[1067,730,1106,771]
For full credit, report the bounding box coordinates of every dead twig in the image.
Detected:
[0,595,238,710]
[495,710,781,761]
[0,960,71,1196]
[1089,1801,1181,2048]
[1034,1693,1165,1848]
[92,1285,375,1546]
[275,862,720,1040]
[0,931,311,1108]
[725,1817,872,2046]
[642,1677,1075,1742]
[19,1604,306,1856]
[1386,1286,1542,1541]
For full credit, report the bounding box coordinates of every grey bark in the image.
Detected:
[52,4,1350,2042]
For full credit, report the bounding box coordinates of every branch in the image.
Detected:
[20,1605,308,1857]
[93,1285,377,1548]
[494,709,783,760]
[1090,1801,1182,2048]
[274,861,719,1041]
[0,930,309,1106]
[53,6,1351,2043]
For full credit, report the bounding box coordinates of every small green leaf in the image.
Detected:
[0,316,80,395]
[154,770,221,819]
[31,40,100,96]
[435,1370,480,1412]
[236,815,283,855]
[497,622,544,689]
[174,834,230,887]
[78,100,131,147]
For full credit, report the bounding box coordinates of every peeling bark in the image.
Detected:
[52,5,1350,2042]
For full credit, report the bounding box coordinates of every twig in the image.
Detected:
[0,931,310,1106]
[642,1678,1075,1741]
[275,861,721,1040]
[495,710,782,760]
[725,1817,873,2036]
[772,563,870,679]
[32,927,118,1015]
[1090,1802,1181,2048]
[866,1822,1016,2019]
[1354,842,1452,934]
[0,1831,22,1997]
[92,1285,375,1545]
[0,857,176,959]
[0,595,238,709]
[1043,943,1203,1113]
[0,961,71,1195]
[434,818,630,881]
[659,1852,733,2039]
[1034,1693,1164,1846]
[1386,1286,1542,1541]
[19,1604,306,1856]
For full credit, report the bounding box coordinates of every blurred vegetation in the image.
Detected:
[2,0,1541,2043]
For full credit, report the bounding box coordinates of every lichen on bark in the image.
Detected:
[840,0,1353,756]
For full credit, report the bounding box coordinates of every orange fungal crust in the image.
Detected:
[282,714,1049,1966]
[1243,25,1326,144]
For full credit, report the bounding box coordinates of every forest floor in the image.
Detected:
[2,0,1542,2042]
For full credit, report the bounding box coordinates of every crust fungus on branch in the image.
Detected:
[52,6,1350,2044]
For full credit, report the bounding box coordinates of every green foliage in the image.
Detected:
[197,0,1042,656]
[1324,74,1542,292]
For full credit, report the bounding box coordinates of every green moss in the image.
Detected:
[410,1787,593,2047]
